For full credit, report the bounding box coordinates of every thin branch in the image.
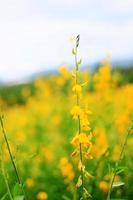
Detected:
[0,115,27,200]
[107,122,133,200]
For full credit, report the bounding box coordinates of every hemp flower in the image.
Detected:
[72,84,82,94]
[37,192,48,200]
[71,133,92,147]
[70,105,81,119]
[99,181,109,193]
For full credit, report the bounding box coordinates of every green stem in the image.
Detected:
[74,46,84,198]
[1,149,14,200]
[107,123,133,200]
[0,115,27,200]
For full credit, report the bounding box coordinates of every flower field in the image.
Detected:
[0,48,133,199]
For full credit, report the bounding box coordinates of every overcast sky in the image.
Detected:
[0,0,133,82]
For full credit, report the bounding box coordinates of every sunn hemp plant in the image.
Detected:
[70,35,93,199]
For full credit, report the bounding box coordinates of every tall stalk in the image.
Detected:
[107,123,133,200]
[0,115,27,200]
[73,35,84,198]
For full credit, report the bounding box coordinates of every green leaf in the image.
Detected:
[116,166,128,175]
[112,182,125,188]
[0,193,8,200]
[62,195,71,200]
[14,196,24,200]
[13,183,21,197]
[116,169,125,175]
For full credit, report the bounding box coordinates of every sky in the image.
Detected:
[0,0,133,82]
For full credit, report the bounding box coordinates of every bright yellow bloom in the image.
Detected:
[70,106,81,119]
[26,178,34,188]
[71,133,91,147]
[61,164,73,177]
[71,134,79,146]
[92,127,108,158]
[60,157,68,166]
[79,133,90,144]
[99,181,109,193]
[81,115,91,131]
[80,109,92,131]
[59,157,75,182]
[93,59,112,91]
[72,84,82,94]
[36,192,48,200]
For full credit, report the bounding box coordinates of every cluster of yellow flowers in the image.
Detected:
[71,83,93,160]
[59,157,75,183]
[93,59,112,91]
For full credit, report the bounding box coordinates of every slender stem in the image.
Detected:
[0,115,27,200]
[1,149,14,200]
[107,123,133,200]
[74,47,84,198]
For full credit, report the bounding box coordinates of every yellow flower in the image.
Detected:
[72,84,82,94]
[71,134,80,146]
[61,164,73,177]
[71,133,91,147]
[93,60,112,91]
[86,151,93,160]
[92,127,108,158]
[60,157,68,166]
[99,181,109,193]
[59,157,75,182]
[79,133,89,144]
[26,178,34,188]
[81,116,91,131]
[70,106,81,119]
[36,192,48,200]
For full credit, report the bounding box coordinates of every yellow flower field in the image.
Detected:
[0,47,133,199]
